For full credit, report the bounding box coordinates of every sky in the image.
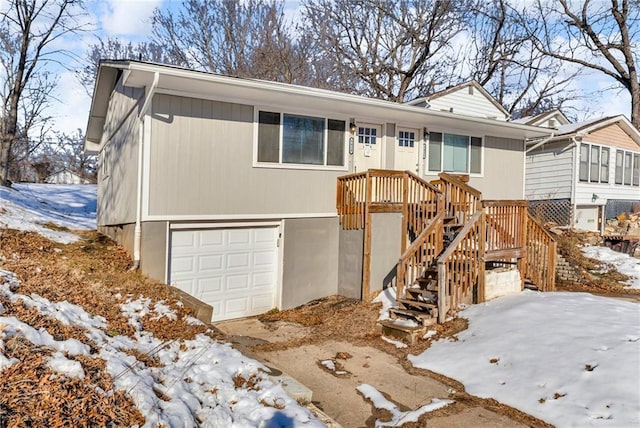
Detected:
[8,0,635,136]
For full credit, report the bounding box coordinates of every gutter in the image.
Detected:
[525,132,555,153]
[132,71,159,270]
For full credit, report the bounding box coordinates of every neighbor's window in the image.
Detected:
[398,130,415,148]
[615,150,624,184]
[624,151,633,185]
[601,147,609,183]
[580,143,610,183]
[428,132,481,174]
[634,153,640,186]
[257,110,346,167]
[579,144,589,182]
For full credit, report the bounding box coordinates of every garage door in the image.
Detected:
[169,227,279,322]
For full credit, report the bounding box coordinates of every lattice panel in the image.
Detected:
[528,199,572,226]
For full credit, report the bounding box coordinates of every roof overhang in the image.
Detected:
[85,61,552,152]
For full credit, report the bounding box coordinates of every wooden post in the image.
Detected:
[548,240,557,292]
[401,173,408,252]
[517,206,528,290]
[437,262,447,323]
[362,172,373,301]
[478,209,486,303]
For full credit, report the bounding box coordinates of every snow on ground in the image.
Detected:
[0,272,323,427]
[582,245,640,288]
[356,384,453,427]
[0,183,96,243]
[409,291,640,427]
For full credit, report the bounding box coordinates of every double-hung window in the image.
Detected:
[257,110,345,167]
[579,143,609,183]
[614,149,640,186]
[428,132,482,174]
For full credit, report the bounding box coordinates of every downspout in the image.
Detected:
[569,136,579,229]
[132,72,159,270]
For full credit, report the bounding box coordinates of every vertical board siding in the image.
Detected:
[149,94,344,217]
[470,136,525,200]
[525,141,573,200]
[98,84,143,226]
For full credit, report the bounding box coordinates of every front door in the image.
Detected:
[354,124,382,172]
[395,127,420,174]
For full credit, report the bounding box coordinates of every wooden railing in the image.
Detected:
[406,173,442,237]
[434,173,482,224]
[396,212,445,302]
[483,200,528,259]
[437,210,484,323]
[525,214,557,292]
[336,171,367,230]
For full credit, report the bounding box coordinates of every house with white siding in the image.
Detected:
[85,61,551,322]
[525,115,640,232]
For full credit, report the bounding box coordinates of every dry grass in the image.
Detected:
[0,229,218,426]
[555,230,640,295]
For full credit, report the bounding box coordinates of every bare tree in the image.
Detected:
[301,0,471,102]
[452,0,582,118]
[0,0,85,186]
[78,38,180,96]
[523,0,640,127]
[150,0,315,85]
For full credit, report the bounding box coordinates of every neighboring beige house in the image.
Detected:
[85,61,549,322]
[44,169,92,184]
[525,115,640,232]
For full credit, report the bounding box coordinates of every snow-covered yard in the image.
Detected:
[582,245,640,289]
[409,292,640,427]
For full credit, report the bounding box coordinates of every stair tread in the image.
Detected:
[406,288,437,296]
[398,298,437,309]
[389,308,438,324]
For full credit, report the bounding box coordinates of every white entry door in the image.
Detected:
[169,227,279,322]
[395,128,420,174]
[354,124,383,172]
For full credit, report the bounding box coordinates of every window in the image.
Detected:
[579,143,610,183]
[615,150,624,184]
[590,145,600,182]
[624,151,632,185]
[614,149,640,186]
[428,132,481,174]
[398,130,415,148]
[579,144,589,182]
[601,147,609,183]
[358,127,377,144]
[257,110,346,167]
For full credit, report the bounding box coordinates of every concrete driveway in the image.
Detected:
[216,318,545,427]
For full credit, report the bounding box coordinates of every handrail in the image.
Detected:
[525,214,557,292]
[436,172,482,224]
[439,172,482,199]
[396,212,445,302]
[437,210,483,323]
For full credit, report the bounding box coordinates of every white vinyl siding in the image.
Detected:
[427,86,508,120]
[525,142,573,200]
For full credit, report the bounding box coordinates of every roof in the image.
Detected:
[510,109,570,126]
[405,80,509,117]
[526,115,640,147]
[85,61,551,151]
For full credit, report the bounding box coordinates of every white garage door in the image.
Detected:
[169,227,279,322]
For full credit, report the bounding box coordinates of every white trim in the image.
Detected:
[143,212,338,222]
[169,221,282,230]
[164,221,170,284]
[276,219,285,310]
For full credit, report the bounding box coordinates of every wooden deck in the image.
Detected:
[337,169,557,323]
